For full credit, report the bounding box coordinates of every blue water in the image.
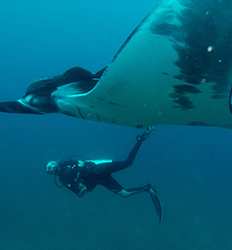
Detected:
[1,1,232,249]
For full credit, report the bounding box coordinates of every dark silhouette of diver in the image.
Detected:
[46,128,162,223]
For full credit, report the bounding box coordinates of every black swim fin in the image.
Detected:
[0,101,43,114]
[149,187,162,223]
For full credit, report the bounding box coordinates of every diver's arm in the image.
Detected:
[121,128,153,166]
[62,180,88,198]
[62,178,88,198]
[123,135,145,166]
[80,129,153,176]
[75,182,88,198]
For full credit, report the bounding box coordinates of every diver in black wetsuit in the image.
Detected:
[46,129,162,223]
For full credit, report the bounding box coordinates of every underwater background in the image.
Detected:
[0,0,232,249]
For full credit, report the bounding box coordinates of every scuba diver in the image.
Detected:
[0,66,106,115]
[46,128,162,223]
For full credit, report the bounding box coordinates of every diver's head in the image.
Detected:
[46,160,59,175]
[46,159,78,175]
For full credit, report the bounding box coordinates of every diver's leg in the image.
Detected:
[115,127,154,169]
[92,161,132,175]
[100,176,162,222]
[118,184,152,197]
[91,137,145,175]
[0,101,43,114]
[120,184,162,223]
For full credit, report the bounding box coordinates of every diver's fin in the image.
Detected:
[149,188,162,223]
[0,101,43,114]
[94,67,107,79]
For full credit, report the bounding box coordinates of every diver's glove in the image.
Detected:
[136,126,154,142]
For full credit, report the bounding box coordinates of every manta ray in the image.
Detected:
[1,0,232,129]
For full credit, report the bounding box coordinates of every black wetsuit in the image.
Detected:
[57,138,144,196]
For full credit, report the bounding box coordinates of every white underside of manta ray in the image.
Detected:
[1,0,232,129]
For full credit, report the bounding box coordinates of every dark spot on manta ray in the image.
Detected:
[150,9,184,42]
[172,95,194,110]
[151,23,180,37]
[162,72,169,76]
[211,93,226,99]
[175,1,232,94]
[173,84,201,94]
[150,0,232,104]
[169,84,200,110]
